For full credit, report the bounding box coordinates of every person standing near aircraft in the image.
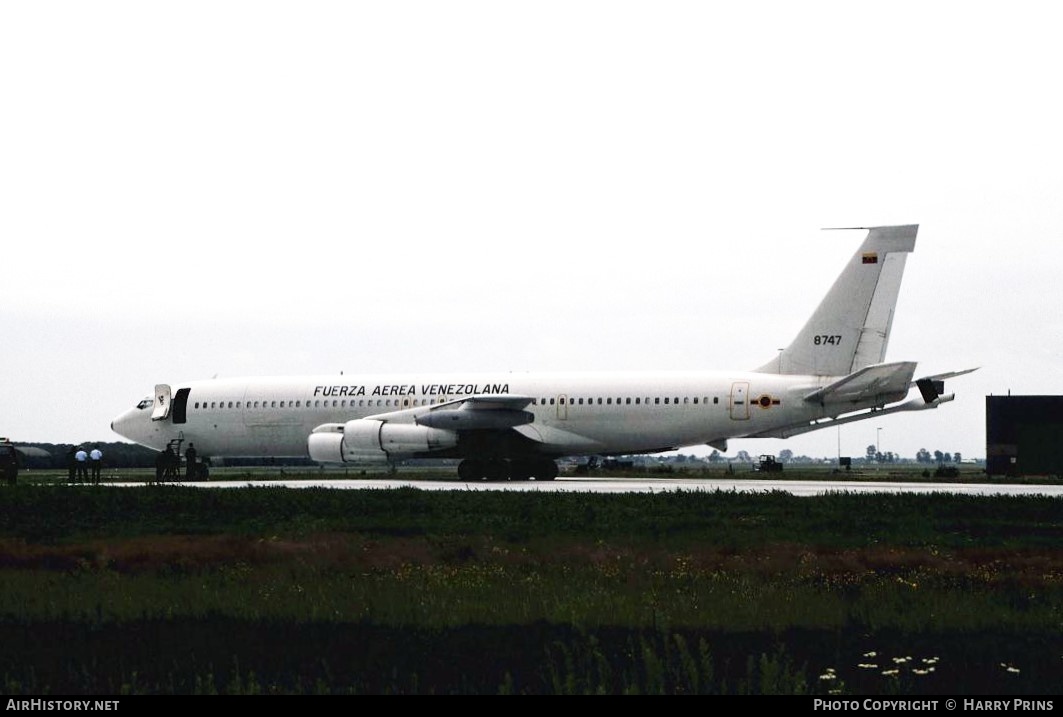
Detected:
[184,443,197,480]
[75,447,89,483]
[89,445,103,485]
[153,448,167,484]
[164,445,178,481]
[67,446,78,483]
[0,441,18,486]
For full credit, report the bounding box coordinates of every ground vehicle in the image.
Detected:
[0,439,20,485]
[934,464,960,478]
[755,454,784,472]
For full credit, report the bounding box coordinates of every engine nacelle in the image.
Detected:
[307,419,458,463]
[307,427,347,463]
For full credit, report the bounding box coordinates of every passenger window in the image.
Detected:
[626,398,631,405]
[655,398,660,405]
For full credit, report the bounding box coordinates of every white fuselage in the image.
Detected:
[109,226,968,471]
[111,370,847,460]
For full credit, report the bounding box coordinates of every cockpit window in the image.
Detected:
[136,397,153,410]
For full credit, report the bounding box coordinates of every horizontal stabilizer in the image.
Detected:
[913,367,979,403]
[803,361,917,406]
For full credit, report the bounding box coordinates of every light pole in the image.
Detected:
[877,427,882,456]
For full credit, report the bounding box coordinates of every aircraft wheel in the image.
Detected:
[509,460,533,481]
[531,459,558,481]
[458,460,483,481]
[483,460,509,482]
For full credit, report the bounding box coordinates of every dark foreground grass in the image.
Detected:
[1,485,1062,694]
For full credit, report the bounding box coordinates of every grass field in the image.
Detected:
[1,477,1062,694]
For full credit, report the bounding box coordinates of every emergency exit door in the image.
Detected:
[729,382,750,420]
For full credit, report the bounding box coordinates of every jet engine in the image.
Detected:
[308,419,458,463]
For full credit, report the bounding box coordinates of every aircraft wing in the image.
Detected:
[362,394,537,431]
[803,361,918,406]
[366,395,606,451]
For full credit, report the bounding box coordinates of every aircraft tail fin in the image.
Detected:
[756,224,918,376]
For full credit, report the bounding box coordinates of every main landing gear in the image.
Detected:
[457,458,558,482]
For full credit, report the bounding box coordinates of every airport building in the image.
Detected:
[986,396,1063,477]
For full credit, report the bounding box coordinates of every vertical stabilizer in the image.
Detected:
[756,224,918,376]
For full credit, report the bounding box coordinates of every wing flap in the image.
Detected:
[513,423,605,452]
[362,394,537,431]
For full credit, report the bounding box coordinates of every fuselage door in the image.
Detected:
[151,384,172,421]
[557,394,569,420]
[729,382,750,421]
[172,388,190,425]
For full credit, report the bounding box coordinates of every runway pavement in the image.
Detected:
[111,475,1063,497]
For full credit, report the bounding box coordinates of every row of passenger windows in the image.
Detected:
[193,398,453,410]
[192,396,724,410]
[543,396,721,406]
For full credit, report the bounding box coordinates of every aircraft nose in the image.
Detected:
[111,409,136,441]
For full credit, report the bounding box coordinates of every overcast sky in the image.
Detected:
[3,2,1061,462]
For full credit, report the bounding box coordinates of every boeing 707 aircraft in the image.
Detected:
[111,224,976,480]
